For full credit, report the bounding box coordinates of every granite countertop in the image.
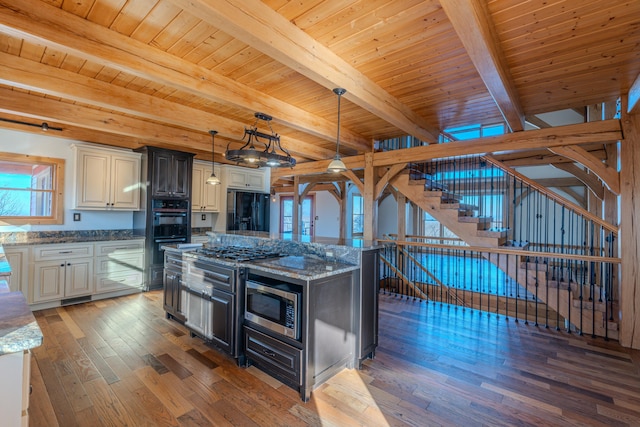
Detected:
[0,281,43,355]
[0,230,144,246]
[247,256,358,281]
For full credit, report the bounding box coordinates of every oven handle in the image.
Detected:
[155,238,187,243]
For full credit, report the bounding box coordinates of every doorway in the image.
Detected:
[280,195,315,237]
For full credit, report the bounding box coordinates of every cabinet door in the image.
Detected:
[192,163,205,210]
[172,154,191,198]
[210,288,233,354]
[245,169,265,191]
[75,150,111,208]
[226,169,248,188]
[5,246,28,295]
[64,258,93,297]
[110,154,140,209]
[32,261,65,303]
[151,152,172,197]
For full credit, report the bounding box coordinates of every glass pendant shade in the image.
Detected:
[207,130,221,185]
[328,154,347,173]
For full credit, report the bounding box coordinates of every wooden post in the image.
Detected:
[363,152,377,241]
[339,182,347,241]
[619,105,640,349]
[293,175,300,236]
[397,192,406,240]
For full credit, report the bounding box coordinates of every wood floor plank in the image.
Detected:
[28,291,640,427]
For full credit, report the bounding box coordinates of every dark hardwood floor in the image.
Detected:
[28,291,640,426]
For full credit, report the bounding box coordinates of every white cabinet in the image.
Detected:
[72,144,141,210]
[192,160,221,212]
[4,246,28,296]
[0,350,31,427]
[190,235,209,245]
[94,240,145,294]
[31,243,94,304]
[223,165,268,192]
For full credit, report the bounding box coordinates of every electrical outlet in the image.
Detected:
[201,214,206,221]
[73,213,81,221]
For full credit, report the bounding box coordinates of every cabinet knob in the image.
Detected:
[67,263,71,266]
[60,263,65,267]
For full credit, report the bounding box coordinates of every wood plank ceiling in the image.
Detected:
[0,0,638,169]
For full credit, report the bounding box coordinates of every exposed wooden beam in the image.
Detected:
[168,0,440,143]
[0,52,334,161]
[628,73,640,114]
[373,120,622,168]
[0,0,369,152]
[534,177,584,188]
[552,163,605,200]
[0,87,211,150]
[525,115,552,129]
[341,170,364,195]
[440,0,524,132]
[272,120,623,177]
[375,164,407,201]
[549,145,620,195]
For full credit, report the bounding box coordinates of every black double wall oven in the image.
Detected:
[152,198,190,264]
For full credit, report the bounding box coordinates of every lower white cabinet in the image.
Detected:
[94,240,145,294]
[25,240,144,306]
[32,258,93,303]
[0,350,31,427]
[31,243,94,304]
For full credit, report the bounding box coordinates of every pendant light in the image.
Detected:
[225,113,296,168]
[328,88,347,173]
[206,130,221,185]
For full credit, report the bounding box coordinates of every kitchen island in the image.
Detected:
[162,232,380,401]
[0,276,44,426]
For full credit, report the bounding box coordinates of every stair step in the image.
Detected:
[441,202,479,211]
[503,240,530,250]
[423,190,463,201]
[458,216,492,230]
[477,229,508,238]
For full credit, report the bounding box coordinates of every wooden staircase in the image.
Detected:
[390,171,619,339]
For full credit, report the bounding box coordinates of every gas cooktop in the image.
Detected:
[195,246,285,262]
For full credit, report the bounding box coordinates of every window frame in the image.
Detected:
[352,193,364,237]
[0,152,65,225]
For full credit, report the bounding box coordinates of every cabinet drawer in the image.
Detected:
[95,254,144,274]
[95,240,144,256]
[244,326,302,386]
[95,272,143,293]
[33,243,94,261]
[164,253,184,271]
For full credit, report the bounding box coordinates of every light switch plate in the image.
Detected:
[73,213,81,221]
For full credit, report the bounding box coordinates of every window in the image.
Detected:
[439,122,506,142]
[352,194,364,236]
[0,152,64,225]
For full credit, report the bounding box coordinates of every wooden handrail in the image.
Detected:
[379,239,621,264]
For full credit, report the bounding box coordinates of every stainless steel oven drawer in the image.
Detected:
[244,326,302,387]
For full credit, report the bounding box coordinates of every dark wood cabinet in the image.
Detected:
[244,326,302,387]
[151,150,192,198]
[209,288,234,354]
[163,252,185,322]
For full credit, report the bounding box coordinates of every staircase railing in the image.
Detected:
[379,238,621,340]
[408,155,618,260]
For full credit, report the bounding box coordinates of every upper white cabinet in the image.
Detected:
[223,165,268,192]
[72,144,141,210]
[192,160,221,212]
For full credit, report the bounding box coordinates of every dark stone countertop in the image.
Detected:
[0,281,43,355]
[248,255,359,281]
[0,230,144,246]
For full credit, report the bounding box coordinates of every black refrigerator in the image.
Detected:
[226,190,270,232]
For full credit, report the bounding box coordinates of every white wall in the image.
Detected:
[0,128,134,232]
